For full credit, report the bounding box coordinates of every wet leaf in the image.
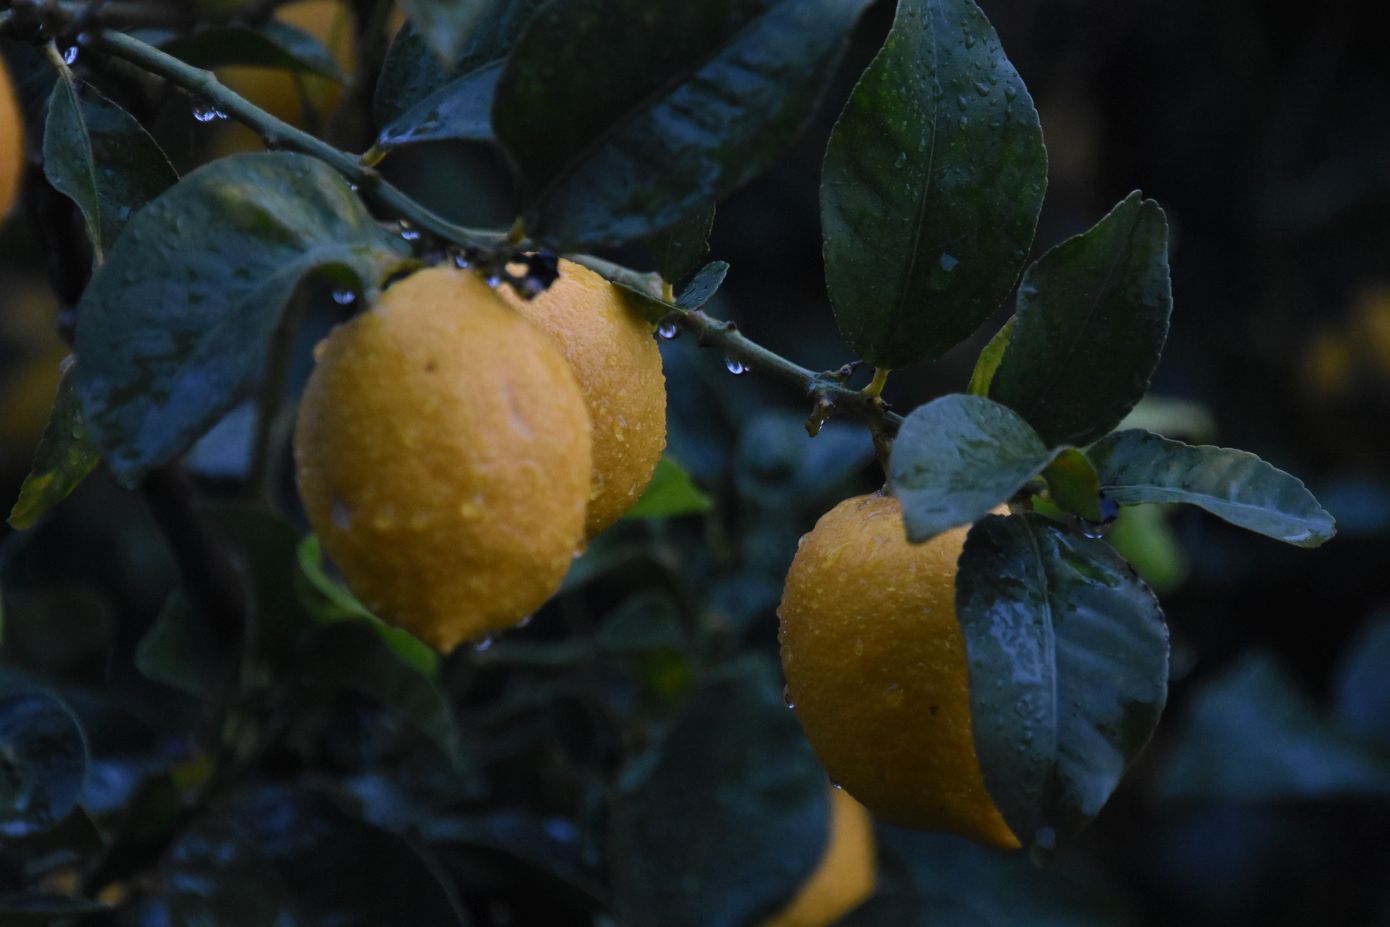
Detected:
[375,60,502,150]
[956,514,1169,845]
[889,394,1065,542]
[1086,429,1336,547]
[43,80,179,260]
[494,0,873,247]
[822,0,1046,368]
[648,203,716,288]
[990,192,1172,446]
[74,152,413,483]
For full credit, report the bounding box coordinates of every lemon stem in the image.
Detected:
[863,367,890,401]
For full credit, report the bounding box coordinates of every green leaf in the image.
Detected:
[609,657,828,927]
[674,261,730,311]
[74,152,413,483]
[399,0,491,65]
[956,514,1168,846]
[990,192,1172,446]
[648,203,716,287]
[888,394,1063,542]
[1160,653,1390,801]
[0,679,89,838]
[624,457,713,520]
[373,2,542,126]
[967,316,1014,398]
[42,80,179,260]
[1086,429,1336,547]
[296,535,439,676]
[375,60,502,150]
[1041,447,1103,521]
[306,622,465,766]
[821,0,1046,369]
[494,0,873,247]
[159,22,346,80]
[8,359,101,530]
[1104,504,1188,595]
[135,591,221,699]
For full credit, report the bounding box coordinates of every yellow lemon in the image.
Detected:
[498,259,666,537]
[293,266,592,652]
[778,493,1019,849]
[0,58,22,219]
[763,788,876,927]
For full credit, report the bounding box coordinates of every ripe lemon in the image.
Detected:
[0,58,22,219]
[762,788,876,927]
[293,266,592,652]
[498,259,666,538]
[778,493,1019,849]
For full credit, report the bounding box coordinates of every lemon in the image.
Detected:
[778,493,1019,849]
[499,259,666,538]
[763,788,876,927]
[293,266,592,652]
[0,58,22,219]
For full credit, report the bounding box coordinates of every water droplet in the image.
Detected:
[782,685,795,709]
[63,46,79,65]
[1080,520,1109,540]
[452,252,471,269]
[657,320,680,340]
[974,79,992,97]
[399,222,421,242]
[1004,85,1018,102]
[473,636,494,652]
[516,614,534,629]
[331,289,357,306]
[829,778,844,791]
[191,103,227,123]
[724,357,747,376]
[348,182,360,192]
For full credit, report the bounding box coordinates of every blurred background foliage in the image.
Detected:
[1,0,1389,925]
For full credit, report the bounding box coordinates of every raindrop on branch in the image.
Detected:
[724,357,748,376]
[657,320,680,340]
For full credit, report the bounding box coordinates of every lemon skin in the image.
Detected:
[778,493,1019,849]
[293,266,592,652]
[0,59,22,220]
[499,259,666,538]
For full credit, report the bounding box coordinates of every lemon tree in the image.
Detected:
[0,0,1351,924]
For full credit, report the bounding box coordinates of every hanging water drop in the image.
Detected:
[724,357,747,376]
[782,685,796,709]
[473,635,494,652]
[657,320,680,340]
[332,290,357,306]
[516,614,534,629]
[191,103,227,123]
[399,221,421,242]
[452,252,471,269]
[63,46,79,65]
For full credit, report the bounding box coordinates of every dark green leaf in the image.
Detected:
[135,591,221,699]
[159,21,344,80]
[1334,613,1390,753]
[1086,429,1336,547]
[43,80,179,260]
[306,622,465,766]
[494,0,873,247]
[624,457,713,520]
[821,0,1046,368]
[889,393,1062,542]
[373,3,542,126]
[1041,447,1103,521]
[296,534,440,675]
[400,0,491,65]
[0,680,88,837]
[956,514,1169,845]
[1160,653,1390,801]
[610,658,828,927]
[649,203,716,287]
[967,316,1014,397]
[990,192,1172,446]
[375,60,502,150]
[74,152,413,483]
[674,261,730,311]
[8,359,101,530]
